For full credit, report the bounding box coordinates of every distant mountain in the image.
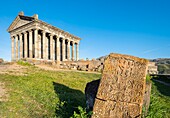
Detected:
[150,58,170,74]
[150,58,170,64]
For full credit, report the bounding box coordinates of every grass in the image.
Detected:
[0,64,100,118]
[17,60,33,66]
[146,79,170,118]
[158,64,170,74]
[0,63,170,118]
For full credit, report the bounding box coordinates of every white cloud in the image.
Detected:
[143,48,160,54]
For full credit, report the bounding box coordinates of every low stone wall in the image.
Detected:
[61,60,104,72]
[22,58,104,72]
[21,57,157,75]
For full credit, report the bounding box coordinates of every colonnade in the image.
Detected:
[11,29,79,61]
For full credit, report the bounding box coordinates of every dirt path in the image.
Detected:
[0,63,28,75]
[0,63,28,102]
[0,82,8,102]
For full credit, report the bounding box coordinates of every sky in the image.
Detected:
[0,0,170,61]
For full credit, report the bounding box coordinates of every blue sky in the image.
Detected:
[0,0,170,61]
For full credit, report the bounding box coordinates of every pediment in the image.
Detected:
[7,15,34,32]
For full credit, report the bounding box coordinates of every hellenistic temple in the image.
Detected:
[7,11,81,62]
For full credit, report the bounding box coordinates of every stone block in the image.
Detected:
[92,53,148,118]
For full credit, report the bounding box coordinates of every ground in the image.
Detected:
[0,82,8,102]
[0,63,27,102]
[0,62,169,118]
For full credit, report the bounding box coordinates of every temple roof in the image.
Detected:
[7,11,81,40]
[19,15,35,21]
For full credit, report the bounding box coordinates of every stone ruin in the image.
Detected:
[0,58,4,64]
[86,53,148,118]
[22,54,156,75]
[23,58,104,72]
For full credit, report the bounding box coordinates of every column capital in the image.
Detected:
[28,30,33,33]
[49,33,54,37]
[18,33,22,36]
[41,30,46,34]
[32,28,38,30]
[71,40,75,44]
[75,41,79,44]
[67,39,70,42]
[23,32,27,34]
[10,35,15,39]
[56,35,60,39]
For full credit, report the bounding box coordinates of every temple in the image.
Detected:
[7,11,81,62]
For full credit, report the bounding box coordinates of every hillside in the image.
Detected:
[0,62,169,117]
[150,58,170,74]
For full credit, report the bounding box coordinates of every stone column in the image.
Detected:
[11,36,15,61]
[42,31,46,59]
[28,30,33,58]
[24,32,27,58]
[56,37,60,61]
[53,37,55,60]
[45,37,49,60]
[19,33,23,59]
[15,35,19,60]
[34,28,38,58]
[38,34,41,59]
[49,34,53,60]
[76,42,79,61]
[62,38,65,61]
[72,41,74,61]
[67,40,70,61]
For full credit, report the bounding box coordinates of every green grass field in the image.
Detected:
[0,63,170,118]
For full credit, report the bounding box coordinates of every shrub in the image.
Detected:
[71,106,92,118]
[17,60,32,66]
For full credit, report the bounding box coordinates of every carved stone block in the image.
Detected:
[92,53,148,118]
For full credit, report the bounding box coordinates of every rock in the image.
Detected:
[0,58,4,64]
[79,59,85,61]
[92,53,148,118]
[71,63,77,66]
[85,79,151,117]
[70,66,77,70]
[97,65,104,72]
[80,65,87,71]
[63,63,67,66]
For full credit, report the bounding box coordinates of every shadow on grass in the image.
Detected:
[53,82,86,118]
[152,79,170,97]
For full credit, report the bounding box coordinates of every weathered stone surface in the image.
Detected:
[97,65,104,72]
[142,82,152,117]
[78,65,87,71]
[92,53,148,118]
[0,58,4,64]
[85,79,151,117]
